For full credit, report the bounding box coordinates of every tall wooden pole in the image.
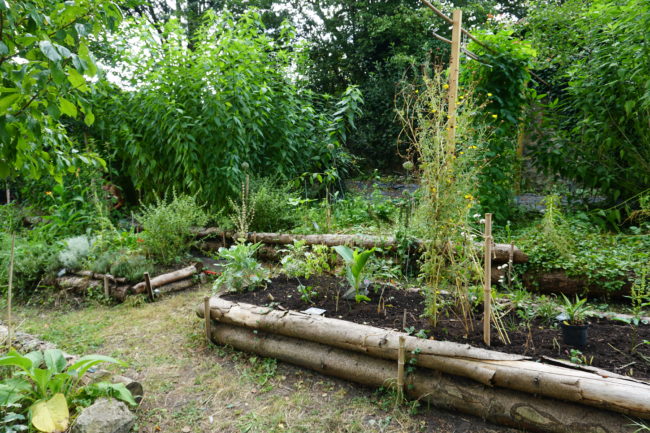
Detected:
[446,9,463,153]
[483,213,493,346]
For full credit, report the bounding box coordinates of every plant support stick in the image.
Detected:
[483,213,492,346]
[7,232,15,349]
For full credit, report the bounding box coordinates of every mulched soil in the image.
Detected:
[223,274,650,381]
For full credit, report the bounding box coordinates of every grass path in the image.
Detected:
[17,286,519,433]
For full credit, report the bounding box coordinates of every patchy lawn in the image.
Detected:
[17,286,520,433]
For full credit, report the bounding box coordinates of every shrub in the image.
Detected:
[0,234,59,296]
[110,254,154,282]
[58,236,93,270]
[249,178,300,233]
[212,243,270,293]
[138,193,208,264]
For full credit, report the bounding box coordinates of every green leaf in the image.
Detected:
[39,41,61,62]
[0,41,8,55]
[43,350,66,375]
[67,69,87,91]
[333,245,354,264]
[84,111,95,126]
[0,349,33,372]
[0,93,20,115]
[58,98,77,118]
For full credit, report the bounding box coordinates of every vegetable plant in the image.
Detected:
[212,243,270,293]
[0,349,135,433]
[333,245,375,302]
[280,241,331,279]
[560,294,589,325]
[297,284,318,305]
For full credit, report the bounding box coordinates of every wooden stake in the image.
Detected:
[402,309,407,331]
[446,9,463,153]
[397,336,406,398]
[103,275,110,299]
[483,213,493,346]
[144,272,154,302]
[7,232,15,349]
[204,296,212,343]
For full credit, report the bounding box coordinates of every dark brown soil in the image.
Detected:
[224,274,650,380]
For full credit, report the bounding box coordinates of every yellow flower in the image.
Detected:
[491,114,498,119]
[464,194,474,200]
[487,92,493,97]
[459,151,464,155]
[443,84,449,89]
[459,95,464,100]
[45,191,52,196]
[431,109,437,113]
[415,90,419,93]
[470,145,478,149]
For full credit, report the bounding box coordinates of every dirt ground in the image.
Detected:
[17,285,523,433]
[226,275,650,380]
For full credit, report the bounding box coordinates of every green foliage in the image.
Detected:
[0,0,121,182]
[0,232,59,297]
[525,0,650,208]
[138,193,208,265]
[108,254,154,283]
[0,348,134,431]
[248,179,300,233]
[333,245,375,303]
[212,242,270,293]
[515,198,650,293]
[296,284,318,305]
[461,29,537,222]
[398,72,485,326]
[90,10,362,208]
[280,241,331,279]
[560,294,588,325]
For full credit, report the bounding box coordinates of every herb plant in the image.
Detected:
[333,245,375,302]
[281,241,330,279]
[297,284,318,305]
[560,294,589,325]
[212,243,270,293]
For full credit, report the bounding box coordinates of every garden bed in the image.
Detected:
[223,275,650,380]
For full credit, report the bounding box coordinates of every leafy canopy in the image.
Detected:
[0,0,122,181]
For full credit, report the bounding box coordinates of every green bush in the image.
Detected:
[249,179,300,233]
[0,233,59,297]
[212,242,270,293]
[138,193,208,265]
[109,254,154,283]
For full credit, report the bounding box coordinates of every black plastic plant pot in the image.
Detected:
[561,323,589,347]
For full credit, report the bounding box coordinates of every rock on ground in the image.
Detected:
[72,398,135,433]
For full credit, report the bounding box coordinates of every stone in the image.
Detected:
[72,398,135,433]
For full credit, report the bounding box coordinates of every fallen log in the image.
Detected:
[523,270,632,298]
[210,323,636,433]
[195,229,528,264]
[113,263,202,301]
[74,270,127,284]
[197,297,650,419]
[156,278,197,294]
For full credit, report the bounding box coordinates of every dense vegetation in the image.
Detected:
[1,0,649,430]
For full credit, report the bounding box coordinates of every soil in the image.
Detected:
[224,274,650,381]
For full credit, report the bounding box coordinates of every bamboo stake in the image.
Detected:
[483,213,493,346]
[7,232,15,349]
[204,296,211,343]
[397,336,406,399]
[446,9,462,152]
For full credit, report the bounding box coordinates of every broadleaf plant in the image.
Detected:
[333,245,375,302]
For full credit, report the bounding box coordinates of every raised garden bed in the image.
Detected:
[223,275,650,380]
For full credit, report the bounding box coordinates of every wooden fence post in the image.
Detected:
[483,213,493,346]
[446,9,463,153]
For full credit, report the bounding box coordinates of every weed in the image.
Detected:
[297,284,318,304]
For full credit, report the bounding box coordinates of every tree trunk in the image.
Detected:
[523,270,632,297]
[195,229,528,264]
[197,297,650,419]
[209,323,636,433]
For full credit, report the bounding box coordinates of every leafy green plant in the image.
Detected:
[560,294,589,325]
[212,243,270,293]
[108,254,155,283]
[0,234,59,297]
[567,349,592,365]
[90,10,362,208]
[0,349,135,432]
[280,241,330,279]
[248,178,300,232]
[333,245,375,302]
[138,193,208,264]
[297,284,318,305]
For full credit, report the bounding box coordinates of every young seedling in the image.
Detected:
[333,245,375,302]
